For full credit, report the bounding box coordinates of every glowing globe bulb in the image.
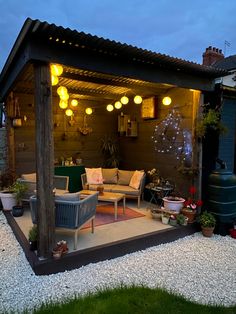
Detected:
[120,96,129,105]
[85,107,93,115]
[106,104,114,112]
[65,109,73,117]
[71,99,78,107]
[50,64,63,76]
[134,95,142,104]
[114,101,122,109]
[57,86,68,96]
[59,100,68,109]
[51,75,59,86]
[60,93,69,101]
[162,96,172,106]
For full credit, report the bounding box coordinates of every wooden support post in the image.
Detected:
[34,62,55,258]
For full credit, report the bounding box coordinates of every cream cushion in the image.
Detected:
[21,173,36,182]
[117,170,134,185]
[102,168,118,184]
[85,167,103,185]
[55,192,80,201]
[129,170,144,190]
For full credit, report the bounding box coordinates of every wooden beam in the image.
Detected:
[34,62,55,258]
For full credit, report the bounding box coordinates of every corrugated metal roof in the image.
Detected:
[3,17,227,79]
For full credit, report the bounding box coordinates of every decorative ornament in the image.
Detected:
[79,115,92,135]
[151,109,192,161]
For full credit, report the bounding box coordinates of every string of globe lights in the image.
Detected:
[50,63,93,117]
[51,63,143,115]
[106,95,143,112]
[152,106,192,162]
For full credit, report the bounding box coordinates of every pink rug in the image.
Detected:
[82,205,145,229]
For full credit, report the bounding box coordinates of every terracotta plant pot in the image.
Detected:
[181,208,197,224]
[201,226,215,237]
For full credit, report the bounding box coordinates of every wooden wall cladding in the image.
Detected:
[14,88,199,197]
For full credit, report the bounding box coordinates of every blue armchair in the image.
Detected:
[29,192,98,250]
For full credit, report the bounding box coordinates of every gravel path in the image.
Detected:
[0,211,236,313]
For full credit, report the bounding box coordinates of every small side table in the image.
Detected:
[145,183,174,205]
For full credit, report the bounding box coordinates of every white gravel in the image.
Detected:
[0,211,236,313]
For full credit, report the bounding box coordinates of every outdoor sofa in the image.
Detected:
[81,168,146,208]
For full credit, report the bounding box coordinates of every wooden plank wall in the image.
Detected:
[14,88,199,196]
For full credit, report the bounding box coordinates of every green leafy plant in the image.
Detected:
[176,213,186,225]
[28,225,38,242]
[199,211,216,228]
[101,136,120,168]
[195,109,227,138]
[9,181,28,205]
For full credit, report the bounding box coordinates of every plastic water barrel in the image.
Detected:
[208,169,236,235]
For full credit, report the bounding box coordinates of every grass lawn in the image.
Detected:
[33,286,236,314]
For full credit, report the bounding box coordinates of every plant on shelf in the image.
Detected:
[199,211,216,237]
[28,225,38,251]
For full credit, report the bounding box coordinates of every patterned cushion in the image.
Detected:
[102,168,118,184]
[85,168,103,185]
[117,170,134,185]
[129,170,144,190]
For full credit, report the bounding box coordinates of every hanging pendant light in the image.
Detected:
[106,104,114,112]
[162,96,172,106]
[71,99,78,107]
[51,75,59,86]
[59,100,68,109]
[65,109,73,116]
[120,96,129,105]
[50,64,63,76]
[114,101,122,109]
[134,95,142,104]
[60,93,69,101]
[57,86,68,96]
[85,107,93,115]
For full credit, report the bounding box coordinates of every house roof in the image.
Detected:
[214,55,236,71]
[0,18,229,101]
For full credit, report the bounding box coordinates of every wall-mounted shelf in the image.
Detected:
[118,114,138,137]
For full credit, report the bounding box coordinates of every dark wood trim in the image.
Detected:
[34,62,55,258]
[4,210,198,276]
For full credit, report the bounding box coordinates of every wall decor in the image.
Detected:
[141,97,157,119]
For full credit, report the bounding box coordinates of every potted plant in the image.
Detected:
[176,213,188,226]
[10,181,28,217]
[162,196,185,213]
[169,214,177,226]
[161,212,170,225]
[181,186,203,223]
[28,225,38,251]
[199,211,216,237]
[0,170,17,211]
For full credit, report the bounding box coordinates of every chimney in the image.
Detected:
[202,46,224,66]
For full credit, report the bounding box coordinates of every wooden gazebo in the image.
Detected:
[0,18,227,260]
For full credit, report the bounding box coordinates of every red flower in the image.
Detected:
[196,200,203,207]
[189,186,196,195]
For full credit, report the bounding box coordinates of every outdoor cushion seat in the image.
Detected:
[29,192,98,250]
[18,174,69,202]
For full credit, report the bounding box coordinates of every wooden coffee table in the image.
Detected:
[79,190,126,220]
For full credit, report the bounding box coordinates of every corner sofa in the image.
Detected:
[81,168,146,208]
